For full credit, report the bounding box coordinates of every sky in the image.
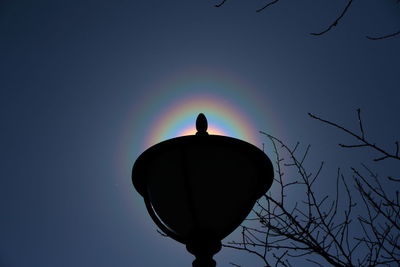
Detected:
[0,0,399,266]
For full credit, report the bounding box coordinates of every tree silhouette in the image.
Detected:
[214,0,400,40]
[224,110,400,266]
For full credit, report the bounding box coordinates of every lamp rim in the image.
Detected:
[132,134,273,202]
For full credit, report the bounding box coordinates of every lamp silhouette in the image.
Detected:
[132,113,274,267]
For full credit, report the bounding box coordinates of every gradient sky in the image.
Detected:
[1,1,399,266]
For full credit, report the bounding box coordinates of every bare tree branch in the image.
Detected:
[256,0,282,13]
[224,110,399,266]
[366,30,400,40]
[356,108,364,139]
[308,111,400,161]
[215,0,399,40]
[388,176,400,182]
[310,0,354,36]
[226,133,357,266]
[214,0,228,8]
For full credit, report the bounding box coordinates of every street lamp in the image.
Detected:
[132,113,274,267]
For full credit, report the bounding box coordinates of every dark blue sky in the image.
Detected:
[1,1,399,266]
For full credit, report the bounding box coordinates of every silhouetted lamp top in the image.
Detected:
[132,113,274,267]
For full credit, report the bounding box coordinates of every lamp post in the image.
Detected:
[132,113,274,267]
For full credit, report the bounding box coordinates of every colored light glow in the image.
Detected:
[117,66,284,182]
[144,95,259,149]
[177,124,227,136]
[115,66,283,233]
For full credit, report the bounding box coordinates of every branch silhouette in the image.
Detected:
[366,30,400,40]
[225,110,399,266]
[256,0,282,13]
[214,0,400,40]
[214,0,228,8]
[310,0,353,36]
[308,110,400,162]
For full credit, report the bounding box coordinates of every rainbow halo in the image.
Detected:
[145,94,259,149]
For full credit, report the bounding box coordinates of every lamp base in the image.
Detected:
[192,257,216,267]
[186,237,221,267]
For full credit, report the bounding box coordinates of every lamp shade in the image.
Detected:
[132,113,274,266]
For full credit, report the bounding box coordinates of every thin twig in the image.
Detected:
[308,111,400,161]
[366,30,400,40]
[257,0,282,13]
[310,0,353,36]
[388,176,400,182]
[214,0,228,8]
[357,108,365,139]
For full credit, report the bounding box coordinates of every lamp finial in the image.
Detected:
[196,113,208,135]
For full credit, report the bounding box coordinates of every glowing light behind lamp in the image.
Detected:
[116,67,283,233]
[117,67,282,179]
[145,94,259,149]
